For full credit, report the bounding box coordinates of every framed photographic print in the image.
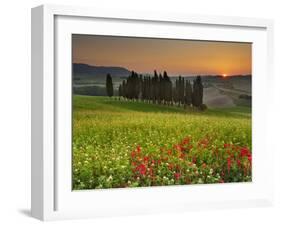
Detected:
[31,4,274,221]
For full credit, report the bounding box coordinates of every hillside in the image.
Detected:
[73,63,130,79]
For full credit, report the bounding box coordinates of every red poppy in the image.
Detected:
[227,157,232,172]
[181,137,190,145]
[137,164,146,176]
[240,147,250,158]
[143,156,149,163]
[224,143,230,148]
[237,159,241,167]
[192,157,197,164]
[136,145,141,154]
[131,150,136,159]
[180,153,185,159]
[168,163,174,170]
[248,155,252,164]
[174,173,181,180]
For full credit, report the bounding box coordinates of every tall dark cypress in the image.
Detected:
[198,76,203,105]
[122,80,127,99]
[147,76,150,103]
[180,76,185,105]
[152,70,158,103]
[143,76,147,101]
[159,73,164,104]
[175,79,180,106]
[118,83,122,99]
[106,73,113,97]
[192,76,203,107]
[163,71,171,105]
[185,80,192,106]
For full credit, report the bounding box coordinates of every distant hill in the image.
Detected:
[73,63,131,78]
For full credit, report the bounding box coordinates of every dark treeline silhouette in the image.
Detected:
[109,70,205,109]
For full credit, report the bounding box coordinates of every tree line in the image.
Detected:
[106,70,205,109]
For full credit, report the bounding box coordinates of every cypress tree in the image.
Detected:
[175,78,180,106]
[139,74,143,101]
[143,76,147,101]
[198,76,203,105]
[152,70,158,103]
[118,83,122,100]
[122,80,127,99]
[192,80,198,107]
[163,71,170,105]
[180,76,185,105]
[159,73,163,104]
[168,80,172,105]
[185,80,192,106]
[106,73,113,97]
[176,76,185,106]
[192,76,203,107]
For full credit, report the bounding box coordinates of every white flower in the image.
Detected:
[107,175,113,181]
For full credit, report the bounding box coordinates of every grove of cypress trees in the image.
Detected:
[116,70,204,110]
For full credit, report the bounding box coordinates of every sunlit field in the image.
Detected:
[72,95,252,190]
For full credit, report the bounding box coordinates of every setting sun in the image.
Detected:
[73,35,252,76]
[223,74,227,77]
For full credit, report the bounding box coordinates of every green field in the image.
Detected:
[73,95,252,190]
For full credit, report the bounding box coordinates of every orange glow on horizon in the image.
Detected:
[72,35,252,76]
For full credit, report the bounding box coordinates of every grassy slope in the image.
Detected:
[73,95,251,189]
[74,95,251,117]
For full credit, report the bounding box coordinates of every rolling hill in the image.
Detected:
[73,63,131,79]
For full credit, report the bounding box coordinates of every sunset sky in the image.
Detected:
[72,34,252,76]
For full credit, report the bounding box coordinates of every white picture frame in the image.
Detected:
[31,4,274,221]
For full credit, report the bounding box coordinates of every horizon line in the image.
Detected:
[73,62,252,77]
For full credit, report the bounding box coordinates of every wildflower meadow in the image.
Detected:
[72,95,251,190]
